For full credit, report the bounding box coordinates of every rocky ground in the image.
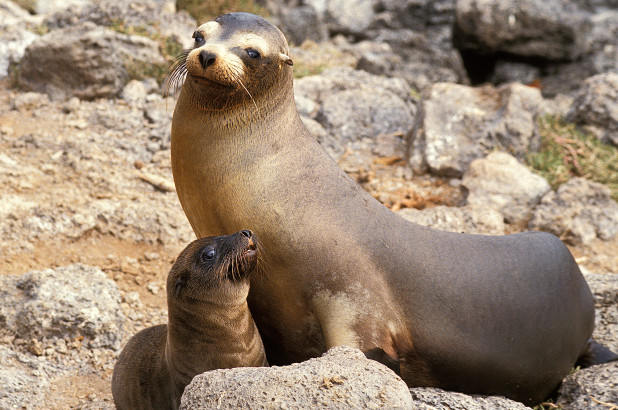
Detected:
[0,0,617,408]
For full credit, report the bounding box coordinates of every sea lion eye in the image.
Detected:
[201,247,216,262]
[192,31,205,46]
[246,49,260,59]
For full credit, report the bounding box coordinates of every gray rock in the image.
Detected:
[1,264,125,349]
[356,27,468,92]
[295,66,414,107]
[462,152,551,225]
[397,205,505,235]
[10,92,50,111]
[529,178,618,244]
[555,362,618,409]
[409,387,530,409]
[315,0,378,36]
[566,72,618,146]
[490,61,541,86]
[584,272,618,353]
[44,0,194,48]
[538,9,618,97]
[351,0,468,90]
[17,21,165,100]
[295,67,415,155]
[180,346,413,409]
[318,88,414,146]
[120,79,149,104]
[0,345,49,409]
[35,0,91,15]
[407,82,543,177]
[277,5,328,45]
[454,0,591,61]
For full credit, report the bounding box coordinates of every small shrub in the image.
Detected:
[528,115,618,201]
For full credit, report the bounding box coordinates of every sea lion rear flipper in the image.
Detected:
[364,347,401,375]
[575,338,618,368]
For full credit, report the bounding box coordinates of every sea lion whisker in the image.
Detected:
[229,70,258,111]
[164,50,190,97]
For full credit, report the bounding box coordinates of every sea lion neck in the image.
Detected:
[179,68,295,125]
[165,298,257,384]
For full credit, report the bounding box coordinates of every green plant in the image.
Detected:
[528,115,618,201]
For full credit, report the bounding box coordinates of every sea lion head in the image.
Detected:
[167,12,293,110]
[167,230,260,303]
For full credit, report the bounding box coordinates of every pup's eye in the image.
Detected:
[201,247,215,262]
[247,49,260,59]
[192,31,205,46]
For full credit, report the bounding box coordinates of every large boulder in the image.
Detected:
[17,22,165,100]
[528,178,618,244]
[180,346,413,409]
[555,362,618,409]
[44,0,193,46]
[454,0,591,61]
[409,387,529,409]
[407,82,543,177]
[462,152,551,225]
[295,67,415,158]
[0,264,125,349]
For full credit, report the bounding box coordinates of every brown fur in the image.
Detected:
[112,231,267,410]
[170,12,602,405]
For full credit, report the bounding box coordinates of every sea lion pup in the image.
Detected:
[168,12,616,405]
[112,230,267,410]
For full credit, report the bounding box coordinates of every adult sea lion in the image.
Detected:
[112,230,267,410]
[169,12,615,405]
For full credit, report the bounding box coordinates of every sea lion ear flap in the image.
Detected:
[279,53,293,66]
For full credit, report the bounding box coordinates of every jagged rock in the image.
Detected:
[180,346,413,409]
[18,21,165,100]
[295,67,415,155]
[0,264,125,349]
[355,0,468,90]
[529,178,618,244]
[462,152,551,225]
[555,362,618,409]
[584,272,618,353]
[407,82,543,177]
[409,387,529,409]
[355,28,467,91]
[537,9,618,97]
[295,66,414,108]
[566,72,618,146]
[454,0,591,61]
[397,205,505,235]
[44,0,194,47]
[318,88,413,146]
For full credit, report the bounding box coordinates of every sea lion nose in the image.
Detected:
[199,51,216,69]
[240,230,252,238]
